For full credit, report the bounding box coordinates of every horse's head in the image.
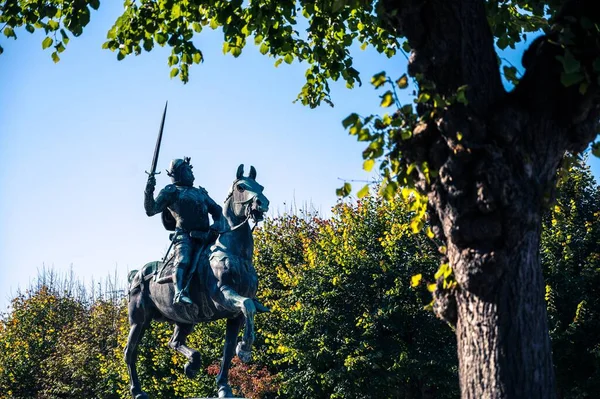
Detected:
[226,164,269,223]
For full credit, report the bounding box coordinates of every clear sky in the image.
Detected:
[1,4,598,309]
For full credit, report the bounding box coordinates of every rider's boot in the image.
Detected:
[173,266,193,305]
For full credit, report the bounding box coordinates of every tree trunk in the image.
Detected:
[454,226,554,397]
[381,0,599,397]
[427,109,564,398]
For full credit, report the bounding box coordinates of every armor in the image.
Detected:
[145,158,223,305]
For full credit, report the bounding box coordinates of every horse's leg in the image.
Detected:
[217,315,244,398]
[168,323,201,378]
[220,287,256,363]
[124,292,150,399]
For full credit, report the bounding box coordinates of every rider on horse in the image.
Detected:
[144,157,224,305]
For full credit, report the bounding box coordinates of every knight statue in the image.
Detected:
[144,157,225,305]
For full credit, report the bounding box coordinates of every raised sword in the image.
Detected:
[146,101,168,177]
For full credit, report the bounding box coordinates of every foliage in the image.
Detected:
[542,158,600,398]
[207,357,280,399]
[1,167,600,397]
[0,270,277,399]
[0,0,99,62]
[253,196,458,398]
[0,271,123,399]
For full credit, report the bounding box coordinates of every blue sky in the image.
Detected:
[1,4,598,308]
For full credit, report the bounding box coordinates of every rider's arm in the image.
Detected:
[207,195,223,222]
[144,181,177,216]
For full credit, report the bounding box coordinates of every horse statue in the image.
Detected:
[125,164,270,398]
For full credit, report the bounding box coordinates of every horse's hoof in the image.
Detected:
[236,342,252,363]
[130,388,148,399]
[218,385,234,398]
[184,361,200,378]
[253,298,270,313]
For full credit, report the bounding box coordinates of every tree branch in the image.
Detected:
[378,0,504,117]
[512,0,600,152]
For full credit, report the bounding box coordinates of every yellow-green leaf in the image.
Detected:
[411,274,422,287]
[396,74,408,89]
[426,226,435,239]
[380,91,394,107]
[42,37,53,49]
[357,184,369,198]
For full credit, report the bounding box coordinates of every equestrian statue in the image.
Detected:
[125,103,270,398]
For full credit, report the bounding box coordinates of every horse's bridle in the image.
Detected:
[219,182,262,234]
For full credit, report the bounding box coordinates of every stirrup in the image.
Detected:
[174,291,193,305]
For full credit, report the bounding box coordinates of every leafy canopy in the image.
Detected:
[0,0,580,102]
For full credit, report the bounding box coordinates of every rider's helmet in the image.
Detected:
[167,157,194,186]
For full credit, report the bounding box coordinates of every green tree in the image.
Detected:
[541,158,600,398]
[0,272,125,399]
[253,197,458,398]
[2,1,600,396]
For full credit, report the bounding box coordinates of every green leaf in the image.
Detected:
[0,45,3,55]
[155,32,167,45]
[48,19,59,30]
[332,0,345,13]
[557,50,581,74]
[230,46,242,57]
[172,4,181,18]
[336,182,352,197]
[25,24,35,34]
[456,85,469,105]
[380,91,394,107]
[193,51,202,63]
[356,184,369,198]
[60,29,69,44]
[170,67,179,78]
[592,142,600,158]
[503,65,519,85]
[396,74,408,89]
[2,26,15,39]
[417,92,431,103]
[42,37,53,49]
[560,72,584,87]
[51,51,60,63]
[274,58,283,67]
[363,159,375,172]
[284,53,293,64]
[342,113,359,129]
[371,71,387,88]
[259,43,269,55]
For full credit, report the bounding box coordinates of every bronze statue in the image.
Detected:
[125,105,270,398]
[144,156,224,305]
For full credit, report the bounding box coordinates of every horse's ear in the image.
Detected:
[249,166,257,180]
[236,164,244,179]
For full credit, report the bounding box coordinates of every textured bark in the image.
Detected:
[379,0,600,397]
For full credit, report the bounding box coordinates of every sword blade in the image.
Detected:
[149,101,168,176]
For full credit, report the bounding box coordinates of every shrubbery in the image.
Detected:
[1,160,599,398]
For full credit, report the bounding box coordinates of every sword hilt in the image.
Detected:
[145,170,162,176]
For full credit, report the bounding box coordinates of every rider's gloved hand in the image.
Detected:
[145,175,156,193]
